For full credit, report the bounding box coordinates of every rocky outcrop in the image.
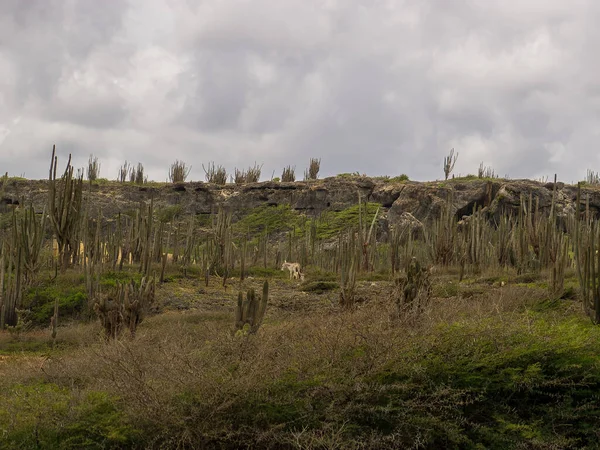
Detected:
[1,176,599,230]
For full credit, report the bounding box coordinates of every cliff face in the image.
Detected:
[0,176,597,228]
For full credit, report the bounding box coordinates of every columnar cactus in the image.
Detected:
[394,257,433,315]
[235,280,269,334]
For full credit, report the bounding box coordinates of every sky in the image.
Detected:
[0,0,599,183]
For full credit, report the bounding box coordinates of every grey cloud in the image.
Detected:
[1,0,599,184]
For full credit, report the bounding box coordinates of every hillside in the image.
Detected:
[2,172,600,448]
[1,175,598,229]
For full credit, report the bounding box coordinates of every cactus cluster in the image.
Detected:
[48,145,84,272]
[203,162,227,185]
[394,257,433,315]
[304,158,321,181]
[234,280,269,334]
[169,160,191,183]
[93,276,156,339]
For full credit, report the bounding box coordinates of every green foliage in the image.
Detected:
[227,316,600,448]
[92,178,111,185]
[23,286,87,326]
[374,174,410,183]
[389,174,410,182]
[144,314,600,448]
[399,317,600,448]
[0,337,49,354]
[60,391,139,448]
[336,172,362,179]
[0,384,139,449]
[316,202,380,239]
[2,296,600,448]
[156,204,183,223]
[234,204,302,236]
[99,271,144,289]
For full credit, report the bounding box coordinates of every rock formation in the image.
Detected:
[1,176,598,232]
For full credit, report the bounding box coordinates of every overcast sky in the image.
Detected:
[0,0,598,183]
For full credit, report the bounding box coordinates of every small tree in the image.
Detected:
[443,148,458,180]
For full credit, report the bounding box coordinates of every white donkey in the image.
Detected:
[281,260,305,281]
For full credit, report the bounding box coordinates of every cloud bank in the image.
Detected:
[0,0,598,183]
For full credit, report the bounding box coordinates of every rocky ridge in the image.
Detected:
[0,176,597,230]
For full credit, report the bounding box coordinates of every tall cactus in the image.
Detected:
[426,191,456,266]
[47,145,84,272]
[0,241,5,329]
[358,193,380,272]
[573,183,600,324]
[339,228,358,309]
[235,280,269,334]
[394,256,433,316]
[17,204,46,286]
[210,206,233,279]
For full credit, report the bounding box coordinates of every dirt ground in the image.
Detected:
[155,274,393,321]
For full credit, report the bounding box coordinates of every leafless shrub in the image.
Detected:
[203,162,227,185]
[169,160,191,183]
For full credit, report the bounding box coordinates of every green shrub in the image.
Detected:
[24,286,87,326]
[99,271,143,289]
[234,204,302,236]
[316,202,380,239]
[157,204,183,223]
[0,384,140,449]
